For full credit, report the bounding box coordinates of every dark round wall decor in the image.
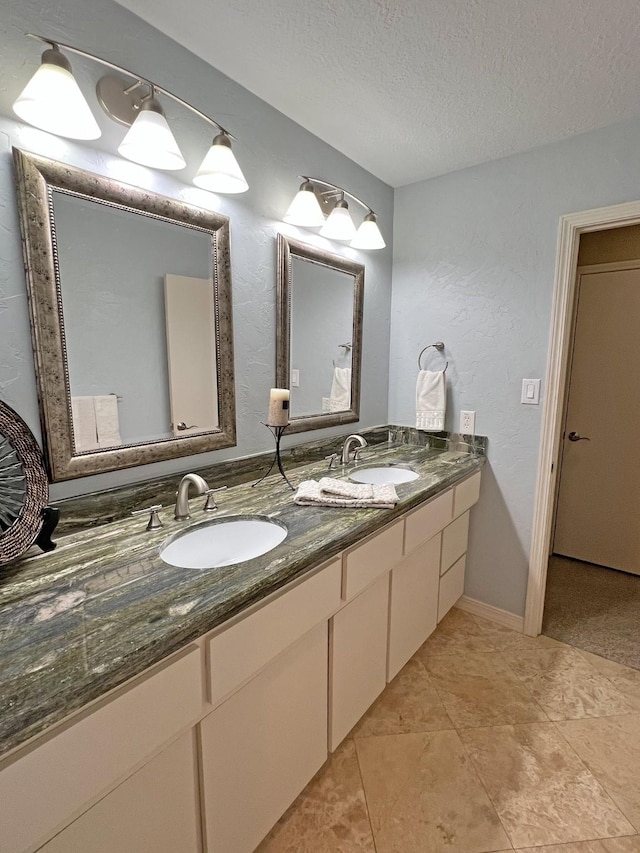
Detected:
[0,399,57,565]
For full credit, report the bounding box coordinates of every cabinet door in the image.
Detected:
[330,573,389,751]
[38,732,200,853]
[200,621,329,853]
[388,533,441,681]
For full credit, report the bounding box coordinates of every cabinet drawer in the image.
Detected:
[453,470,481,517]
[0,646,203,853]
[208,559,341,706]
[343,520,403,600]
[441,511,470,575]
[438,554,466,622]
[388,533,441,681]
[404,489,453,555]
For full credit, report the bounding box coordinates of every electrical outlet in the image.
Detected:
[291,369,300,387]
[460,410,475,435]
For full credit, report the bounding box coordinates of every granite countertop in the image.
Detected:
[0,442,483,756]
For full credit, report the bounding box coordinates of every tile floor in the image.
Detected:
[257,608,640,853]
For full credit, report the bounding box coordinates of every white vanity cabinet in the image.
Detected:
[37,732,201,853]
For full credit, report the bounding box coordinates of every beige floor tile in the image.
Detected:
[556,715,640,831]
[256,739,375,852]
[418,608,500,654]
[460,722,635,848]
[469,613,567,653]
[420,650,548,728]
[355,729,511,853]
[352,657,454,738]
[516,838,640,852]
[577,652,640,710]
[501,646,636,720]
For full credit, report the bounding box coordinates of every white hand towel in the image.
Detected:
[294,479,398,509]
[329,366,351,410]
[416,369,446,431]
[319,477,374,500]
[94,395,122,448]
[71,396,99,452]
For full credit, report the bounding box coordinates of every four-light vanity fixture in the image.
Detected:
[283,177,385,250]
[12,34,249,193]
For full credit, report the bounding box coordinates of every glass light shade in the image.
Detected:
[320,200,356,241]
[13,49,101,140]
[283,181,325,227]
[118,103,186,171]
[350,212,386,250]
[193,133,248,193]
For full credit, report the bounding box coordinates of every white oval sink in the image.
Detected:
[160,516,287,569]
[349,466,419,485]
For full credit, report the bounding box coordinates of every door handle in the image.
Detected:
[176,421,198,431]
[567,431,590,442]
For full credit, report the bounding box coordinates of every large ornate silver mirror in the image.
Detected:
[13,148,236,482]
[276,234,364,433]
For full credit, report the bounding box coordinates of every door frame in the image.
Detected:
[524,199,640,636]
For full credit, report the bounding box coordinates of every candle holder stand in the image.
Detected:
[252,423,295,491]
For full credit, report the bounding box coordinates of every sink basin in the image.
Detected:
[160,516,287,569]
[349,466,419,485]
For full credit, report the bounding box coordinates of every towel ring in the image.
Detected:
[418,341,448,372]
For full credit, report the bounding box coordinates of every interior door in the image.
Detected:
[164,274,218,437]
[553,264,640,575]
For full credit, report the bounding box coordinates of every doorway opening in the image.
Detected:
[525,200,640,670]
[539,232,640,668]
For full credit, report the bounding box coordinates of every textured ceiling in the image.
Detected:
[114,0,640,187]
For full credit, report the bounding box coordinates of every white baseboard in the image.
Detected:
[455,595,524,633]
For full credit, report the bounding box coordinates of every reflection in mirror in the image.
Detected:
[276,234,364,433]
[52,193,218,449]
[13,148,236,482]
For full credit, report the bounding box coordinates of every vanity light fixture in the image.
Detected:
[13,34,249,192]
[283,176,385,250]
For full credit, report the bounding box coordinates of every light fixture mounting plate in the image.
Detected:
[96,74,142,127]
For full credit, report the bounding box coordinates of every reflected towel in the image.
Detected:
[94,395,122,448]
[329,366,351,409]
[71,396,99,452]
[416,369,446,431]
[294,479,398,509]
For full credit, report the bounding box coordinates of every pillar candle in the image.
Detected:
[267,388,290,427]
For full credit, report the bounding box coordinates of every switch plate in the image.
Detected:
[291,369,300,387]
[460,410,475,435]
[521,379,540,405]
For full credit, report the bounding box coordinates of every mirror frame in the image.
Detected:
[276,233,364,434]
[13,147,236,481]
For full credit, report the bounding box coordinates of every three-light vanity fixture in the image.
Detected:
[283,177,385,250]
[12,34,249,193]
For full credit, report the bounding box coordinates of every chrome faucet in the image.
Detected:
[340,434,367,466]
[175,473,210,520]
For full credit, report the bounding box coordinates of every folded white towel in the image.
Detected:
[329,366,351,410]
[294,479,398,509]
[416,369,446,431]
[71,396,99,452]
[319,477,374,500]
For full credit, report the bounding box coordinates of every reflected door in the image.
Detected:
[165,275,218,437]
[553,265,640,575]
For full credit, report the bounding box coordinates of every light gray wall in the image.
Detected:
[0,0,393,500]
[390,117,640,617]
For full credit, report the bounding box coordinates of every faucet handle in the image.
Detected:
[325,453,340,470]
[131,505,163,531]
[353,446,367,462]
[203,486,227,512]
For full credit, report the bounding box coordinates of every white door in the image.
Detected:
[164,275,218,436]
[553,264,640,575]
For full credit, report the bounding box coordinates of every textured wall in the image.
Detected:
[390,117,640,617]
[0,0,393,500]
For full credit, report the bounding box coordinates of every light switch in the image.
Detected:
[521,379,541,405]
[291,369,300,387]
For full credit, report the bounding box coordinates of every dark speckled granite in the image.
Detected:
[0,440,484,756]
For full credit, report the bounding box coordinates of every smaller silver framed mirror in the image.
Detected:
[276,234,364,433]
